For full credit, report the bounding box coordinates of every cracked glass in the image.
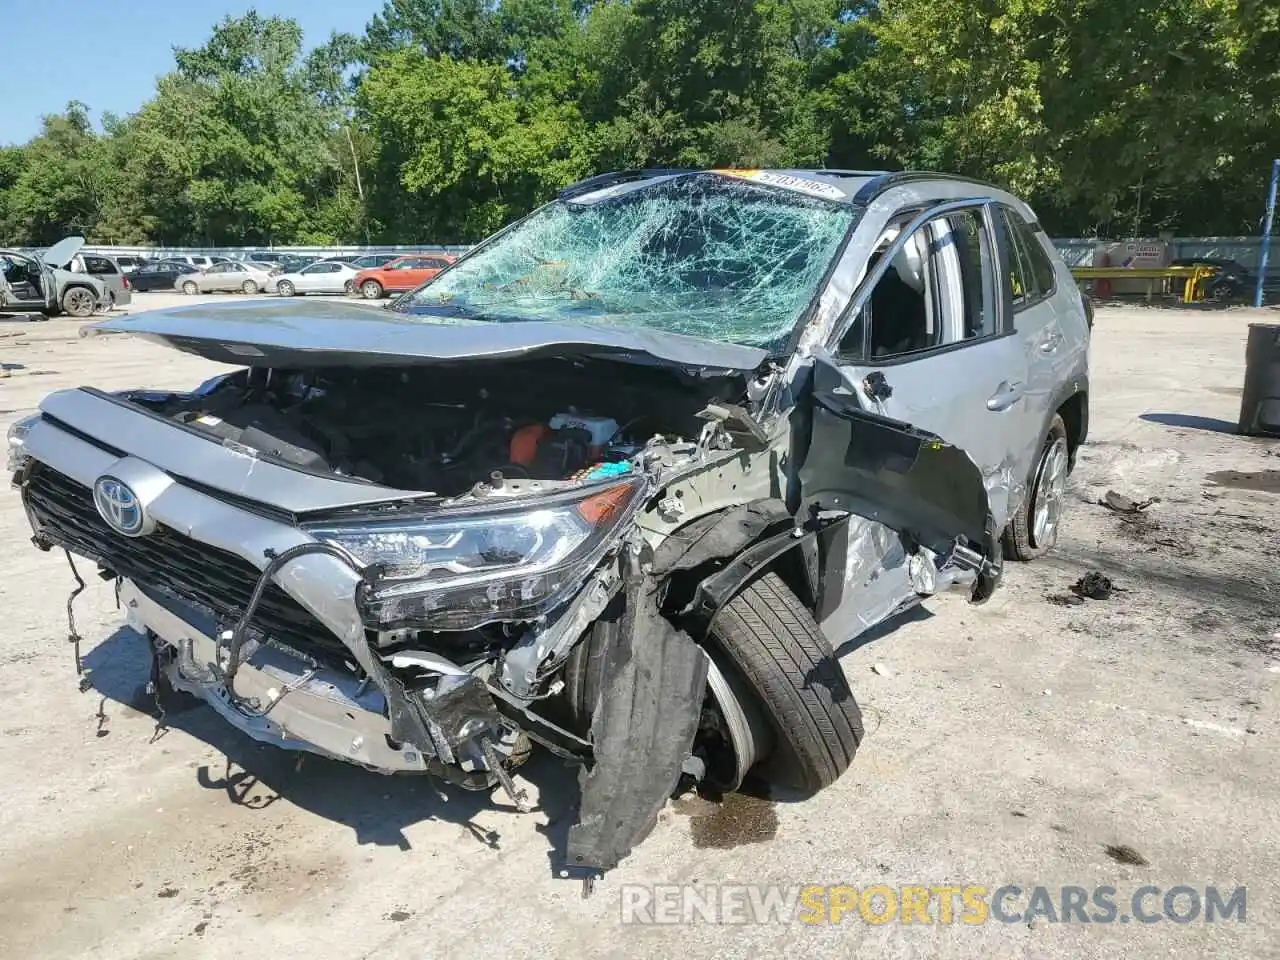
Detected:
[398,174,858,349]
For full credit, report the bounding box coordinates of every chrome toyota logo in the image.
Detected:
[93,476,146,537]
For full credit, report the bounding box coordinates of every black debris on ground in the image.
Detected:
[1072,571,1118,600]
[1045,571,1123,606]
[1103,844,1149,866]
[1099,490,1160,513]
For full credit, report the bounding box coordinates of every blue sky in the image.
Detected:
[0,1,382,145]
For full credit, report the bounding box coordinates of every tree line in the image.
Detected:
[1,0,1276,247]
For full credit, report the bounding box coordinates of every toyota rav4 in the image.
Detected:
[9,169,1089,887]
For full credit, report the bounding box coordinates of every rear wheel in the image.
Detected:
[276,280,295,297]
[343,279,355,295]
[241,279,259,295]
[361,279,383,299]
[181,280,199,295]
[61,286,95,318]
[1003,414,1070,560]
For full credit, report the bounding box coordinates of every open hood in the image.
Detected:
[39,236,85,268]
[86,299,770,373]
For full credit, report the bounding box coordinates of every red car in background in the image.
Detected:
[353,254,456,299]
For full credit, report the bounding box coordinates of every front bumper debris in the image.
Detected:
[123,579,428,773]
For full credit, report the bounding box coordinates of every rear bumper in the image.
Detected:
[124,580,426,773]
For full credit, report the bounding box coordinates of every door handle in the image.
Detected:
[987,380,1025,411]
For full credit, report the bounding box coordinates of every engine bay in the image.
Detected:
[128,357,744,495]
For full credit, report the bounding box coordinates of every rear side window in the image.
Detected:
[1016,222,1057,295]
[83,256,118,275]
[999,208,1056,309]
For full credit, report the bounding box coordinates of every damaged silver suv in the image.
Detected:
[9,169,1088,886]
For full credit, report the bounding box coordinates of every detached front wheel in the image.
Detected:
[563,571,863,797]
[705,572,863,794]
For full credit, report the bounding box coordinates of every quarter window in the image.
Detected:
[1000,207,1056,308]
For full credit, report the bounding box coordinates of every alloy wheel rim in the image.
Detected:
[1031,437,1070,547]
[67,289,92,314]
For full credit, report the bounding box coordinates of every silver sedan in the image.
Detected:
[271,260,360,296]
[177,261,276,295]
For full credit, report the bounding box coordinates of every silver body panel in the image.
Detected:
[35,389,430,511]
[87,299,769,372]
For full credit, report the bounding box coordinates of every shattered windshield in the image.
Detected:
[397,173,858,349]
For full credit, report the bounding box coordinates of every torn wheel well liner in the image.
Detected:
[651,499,838,626]
[1056,389,1088,468]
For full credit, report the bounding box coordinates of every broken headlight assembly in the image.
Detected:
[305,477,645,630]
[7,413,39,474]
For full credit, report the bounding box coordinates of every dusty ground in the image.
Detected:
[0,294,1278,959]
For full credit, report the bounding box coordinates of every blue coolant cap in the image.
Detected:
[584,461,633,481]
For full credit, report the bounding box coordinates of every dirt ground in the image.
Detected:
[1,294,1278,959]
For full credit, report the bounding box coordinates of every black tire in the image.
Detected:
[181,280,199,295]
[60,286,95,318]
[361,279,383,299]
[277,280,295,297]
[1003,414,1069,560]
[343,279,355,295]
[706,573,862,793]
[564,572,863,795]
[241,279,259,295]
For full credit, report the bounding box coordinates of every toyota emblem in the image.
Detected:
[92,476,148,537]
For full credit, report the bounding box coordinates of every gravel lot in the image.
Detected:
[1,293,1278,959]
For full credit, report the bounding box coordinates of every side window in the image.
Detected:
[944,210,998,340]
[1013,219,1057,295]
[84,256,117,275]
[999,209,1031,306]
[840,206,998,360]
[999,208,1056,308]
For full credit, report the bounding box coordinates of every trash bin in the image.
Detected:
[1238,323,1280,436]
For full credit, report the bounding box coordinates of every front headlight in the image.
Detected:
[7,413,39,474]
[304,477,643,630]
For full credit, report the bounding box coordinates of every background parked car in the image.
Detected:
[349,253,399,269]
[67,253,131,308]
[0,237,109,317]
[163,254,227,270]
[178,260,275,294]
[1169,257,1280,303]
[129,260,200,292]
[113,255,150,274]
[277,254,320,272]
[353,254,455,298]
[272,260,360,296]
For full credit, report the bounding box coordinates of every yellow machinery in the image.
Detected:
[1070,265,1218,304]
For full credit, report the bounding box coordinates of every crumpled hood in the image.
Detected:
[87,299,769,373]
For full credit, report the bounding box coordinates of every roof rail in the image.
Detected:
[852,170,1008,204]
[557,168,699,201]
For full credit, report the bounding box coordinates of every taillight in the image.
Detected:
[122,276,130,290]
